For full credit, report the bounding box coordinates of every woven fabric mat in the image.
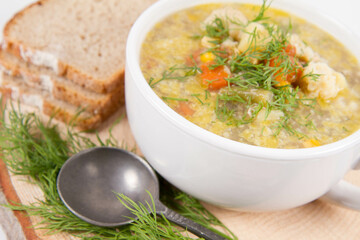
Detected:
[1,104,360,240]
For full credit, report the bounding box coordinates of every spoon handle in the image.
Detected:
[156,201,227,240]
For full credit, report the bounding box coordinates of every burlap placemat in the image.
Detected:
[1,104,360,240]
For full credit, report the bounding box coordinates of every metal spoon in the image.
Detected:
[57,147,226,240]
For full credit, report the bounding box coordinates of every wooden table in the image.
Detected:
[1,104,360,240]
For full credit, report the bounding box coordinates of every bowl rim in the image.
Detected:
[126,0,360,161]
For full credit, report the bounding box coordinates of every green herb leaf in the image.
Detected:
[1,104,236,240]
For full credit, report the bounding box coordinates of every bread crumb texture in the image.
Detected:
[4,0,157,88]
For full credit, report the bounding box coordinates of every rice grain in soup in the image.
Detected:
[140,3,360,149]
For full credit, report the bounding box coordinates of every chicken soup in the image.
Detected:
[140,2,360,148]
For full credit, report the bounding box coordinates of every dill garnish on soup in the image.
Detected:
[140,1,360,148]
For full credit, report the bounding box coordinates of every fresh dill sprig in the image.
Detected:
[205,17,229,44]
[149,65,201,87]
[116,193,193,240]
[146,0,321,139]
[249,0,271,23]
[205,8,319,137]
[162,97,189,102]
[0,104,236,240]
[159,177,236,240]
[191,94,205,105]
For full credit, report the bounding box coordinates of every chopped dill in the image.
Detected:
[249,0,271,23]
[0,104,236,240]
[190,34,203,40]
[147,0,322,139]
[209,55,229,69]
[205,17,229,43]
[305,120,317,131]
[149,65,201,88]
[162,97,189,102]
[191,93,205,105]
[260,126,266,136]
[204,90,211,100]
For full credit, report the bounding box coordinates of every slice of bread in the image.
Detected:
[0,72,102,130]
[2,0,157,93]
[0,50,124,117]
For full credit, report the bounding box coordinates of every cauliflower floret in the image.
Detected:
[201,36,217,48]
[289,34,320,62]
[220,38,238,53]
[237,22,270,53]
[300,61,347,99]
[202,7,248,41]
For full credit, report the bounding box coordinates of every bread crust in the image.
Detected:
[3,1,49,40]
[42,100,103,130]
[0,0,160,130]
[0,83,103,131]
[3,40,125,94]
[0,51,125,117]
[0,72,121,130]
[65,64,125,94]
[52,81,124,118]
[3,0,125,94]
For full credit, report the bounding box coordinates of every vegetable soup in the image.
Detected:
[140,2,360,148]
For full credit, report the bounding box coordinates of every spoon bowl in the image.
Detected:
[57,147,226,240]
[57,147,158,227]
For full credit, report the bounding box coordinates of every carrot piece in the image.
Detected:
[186,49,204,66]
[200,63,229,90]
[284,44,296,57]
[269,55,302,87]
[287,56,303,82]
[178,101,195,117]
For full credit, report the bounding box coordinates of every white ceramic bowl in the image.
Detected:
[126,0,360,211]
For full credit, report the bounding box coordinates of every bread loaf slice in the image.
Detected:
[0,50,124,118]
[2,0,157,93]
[0,72,102,130]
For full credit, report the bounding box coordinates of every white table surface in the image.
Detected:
[0,0,359,239]
[0,0,359,35]
[0,225,6,240]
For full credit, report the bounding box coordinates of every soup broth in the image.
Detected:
[140,3,360,148]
